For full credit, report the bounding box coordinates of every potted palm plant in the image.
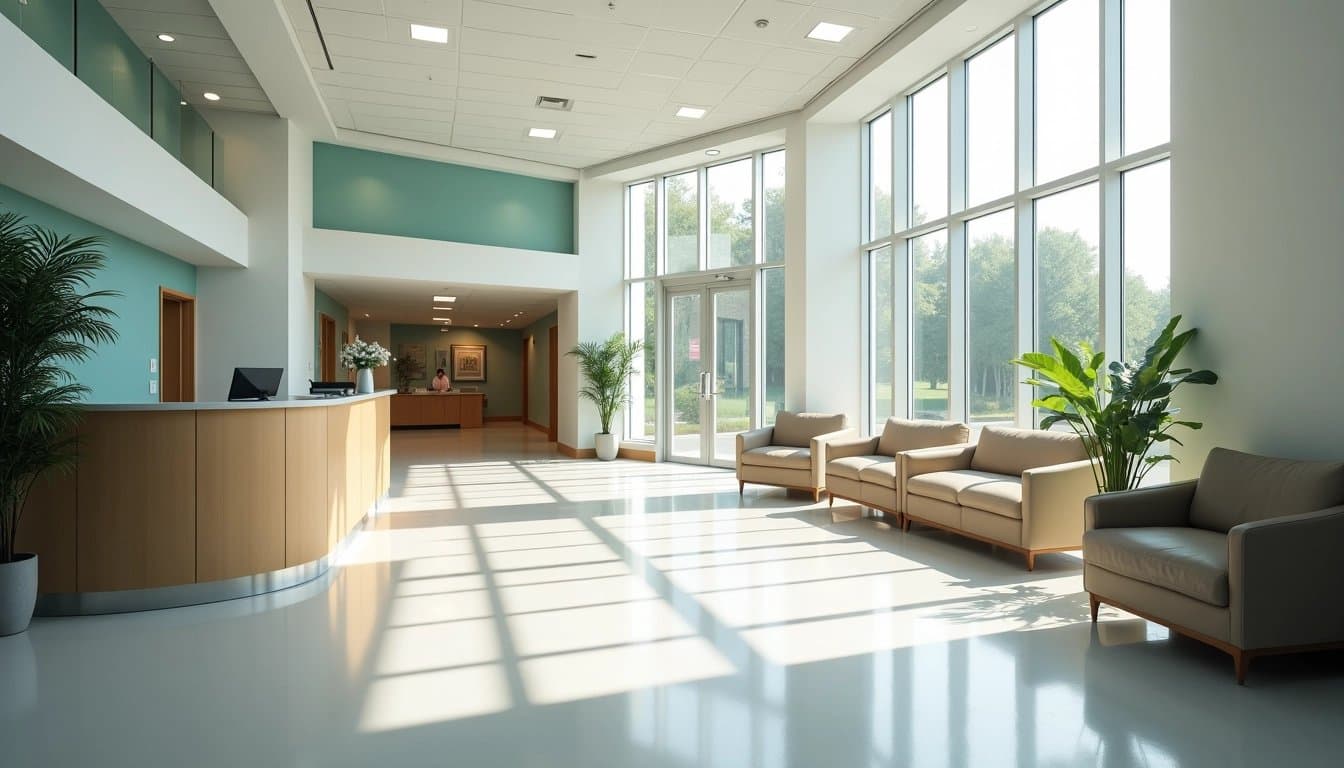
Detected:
[1014,315,1218,493]
[569,333,644,461]
[0,212,118,636]
[339,337,391,394]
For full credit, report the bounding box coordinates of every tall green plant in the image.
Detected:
[569,333,644,435]
[1013,316,1217,494]
[0,212,119,563]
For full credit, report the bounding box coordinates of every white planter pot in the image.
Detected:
[356,368,375,394]
[0,553,38,637]
[594,433,619,461]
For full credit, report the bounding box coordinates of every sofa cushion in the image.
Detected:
[1189,447,1344,533]
[876,418,970,457]
[858,460,900,489]
[958,477,1024,520]
[970,425,1087,477]
[1084,527,1229,606]
[906,470,1006,504]
[741,446,812,471]
[771,411,846,448]
[827,455,889,482]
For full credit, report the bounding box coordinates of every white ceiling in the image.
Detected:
[316,275,562,329]
[100,0,276,114]
[281,0,927,168]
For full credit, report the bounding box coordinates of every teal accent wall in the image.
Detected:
[523,312,557,427]
[0,184,197,404]
[313,142,576,254]
[180,105,213,184]
[315,289,349,379]
[76,0,151,135]
[151,64,181,158]
[1,0,74,70]
[390,325,523,418]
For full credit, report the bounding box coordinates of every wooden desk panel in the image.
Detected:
[375,395,390,496]
[17,467,77,594]
[390,393,484,428]
[286,408,329,567]
[459,395,483,428]
[76,412,196,592]
[327,403,351,550]
[197,410,286,582]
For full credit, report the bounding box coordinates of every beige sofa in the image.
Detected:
[1084,447,1344,684]
[737,411,853,502]
[902,425,1095,569]
[826,418,971,521]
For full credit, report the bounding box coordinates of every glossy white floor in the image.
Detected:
[2,424,1341,767]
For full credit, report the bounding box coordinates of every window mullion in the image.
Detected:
[1100,0,1124,365]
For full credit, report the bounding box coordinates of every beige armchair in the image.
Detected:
[902,425,1095,569]
[1084,447,1344,683]
[826,418,971,522]
[737,411,853,502]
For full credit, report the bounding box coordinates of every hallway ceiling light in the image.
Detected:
[203,92,221,101]
[433,306,453,311]
[676,106,706,119]
[157,33,176,42]
[473,323,479,328]
[179,99,187,106]
[528,127,557,139]
[433,295,456,302]
[410,24,449,44]
[705,149,720,156]
[433,317,451,321]
[806,22,854,42]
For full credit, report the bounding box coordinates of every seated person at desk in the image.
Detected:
[431,368,451,392]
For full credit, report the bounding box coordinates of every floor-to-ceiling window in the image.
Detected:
[624,149,786,450]
[863,0,1170,433]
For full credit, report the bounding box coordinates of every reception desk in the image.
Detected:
[390,391,484,428]
[16,391,392,615]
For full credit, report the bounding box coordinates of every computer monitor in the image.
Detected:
[227,367,284,401]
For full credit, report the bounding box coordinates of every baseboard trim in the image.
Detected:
[525,419,549,434]
[618,445,656,462]
[558,442,597,459]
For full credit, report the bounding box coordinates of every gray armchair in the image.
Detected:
[1084,447,1344,683]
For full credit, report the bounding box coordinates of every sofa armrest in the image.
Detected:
[900,443,977,477]
[1022,459,1099,550]
[737,427,774,469]
[810,428,858,488]
[1228,505,1344,650]
[825,435,880,462]
[1084,480,1197,530]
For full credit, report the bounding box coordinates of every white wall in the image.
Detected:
[784,117,864,421]
[196,112,305,400]
[1170,0,1344,472]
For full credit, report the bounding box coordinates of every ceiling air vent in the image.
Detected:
[536,96,573,111]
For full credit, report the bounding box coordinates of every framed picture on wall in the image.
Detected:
[451,344,487,381]
[434,348,450,376]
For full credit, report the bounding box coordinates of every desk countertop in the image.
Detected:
[81,390,395,412]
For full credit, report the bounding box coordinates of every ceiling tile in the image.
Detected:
[670,80,734,105]
[684,59,750,85]
[628,51,694,79]
[384,0,463,24]
[720,0,810,46]
[740,67,811,91]
[462,0,575,40]
[640,29,713,59]
[315,8,390,41]
[699,37,770,66]
[758,45,833,74]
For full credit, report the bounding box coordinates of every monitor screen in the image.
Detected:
[228,367,284,401]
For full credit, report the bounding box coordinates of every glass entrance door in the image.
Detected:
[666,281,753,467]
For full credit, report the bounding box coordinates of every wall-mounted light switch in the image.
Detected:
[149,380,158,395]
[150,357,158,373]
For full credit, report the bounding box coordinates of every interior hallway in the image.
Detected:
[2,423,1341,767]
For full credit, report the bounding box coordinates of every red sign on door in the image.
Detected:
[689,339,700,361]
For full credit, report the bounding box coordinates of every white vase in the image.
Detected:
[594,433,619,461]
[356,368,375,394]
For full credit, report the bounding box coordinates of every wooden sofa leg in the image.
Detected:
[1089,594,1099,623]
[1235,651,1250,686]
[1026,552,1036,571]
[739,481,744,495]
[812,488,821,503]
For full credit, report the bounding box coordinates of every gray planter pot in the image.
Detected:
[0,553,38,636]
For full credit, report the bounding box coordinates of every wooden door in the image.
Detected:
[548,325,558,441]
[522,335,531,426]
[319,314,336,380]
[160,288,196,402]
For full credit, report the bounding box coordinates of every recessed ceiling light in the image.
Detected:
[410,23,449,44]
[363,313,370,318]
[528,127,557,139]
[473,323,479,328]
[676,106,707,119]
[433,306,453,311]
[203,92,221,101]
[965,25,979,33]
[806,22,854,42]
[705,149,721,156]
[158,33,176,42]
[179,99,187,106]
[432,317,452,321]
[433,295,456,302]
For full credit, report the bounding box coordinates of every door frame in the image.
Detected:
[662,276,756,468]
[159,287,196,403]
[319,313,337,381]
[547,325,559,441]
